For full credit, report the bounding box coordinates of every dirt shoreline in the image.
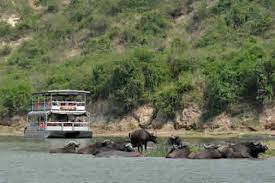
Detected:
[93,130,275,138]
[1,125,274,138]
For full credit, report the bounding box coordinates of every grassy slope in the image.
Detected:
[0,0,275,124]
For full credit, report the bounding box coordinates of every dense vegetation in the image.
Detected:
[0,0,274,122]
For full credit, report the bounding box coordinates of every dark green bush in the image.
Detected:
[83,36,111,54]
[108,60,145,112]
[0,46,11,57]
[136,11,169,36]
[120,29,145,45]
[47,4,59,13]
[205,45,274,114]
[212,0,232,13]
[256,59,275,102]
[124,0,160,11]
[0,22,13,38]
[225,1,272,35]
[153,72,194,118]
[0,79,32,118]
[89,64,110,98]
[167,54,199,78]
[153,84,181,118]
[132,48,169,91]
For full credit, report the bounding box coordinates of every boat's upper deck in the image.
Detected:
[31,90,90,112]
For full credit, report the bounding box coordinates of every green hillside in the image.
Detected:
[0,0,274,123]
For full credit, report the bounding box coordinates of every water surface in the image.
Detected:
[0,137,274,183]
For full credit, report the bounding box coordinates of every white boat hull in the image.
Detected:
[24,126,92,139]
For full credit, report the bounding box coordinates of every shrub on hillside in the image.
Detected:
[212,0,232,13]
[87,49,169,113]
[186,1,208,33]
[225,1,272,35]
[118,28,145,45]
[153,72,194,118]
[42,15,74,41]
[256,59,275,102]
[83,36,111,54]
[0,22,13,38]
[108,60,145,112]
[8,41,46,69]
[131,48,170,91]
[205,45,274,115]
[0,79,32,118]
[0,46,11,57]
[136,11,169,36]
[90,64,110,98]
[167,54,199,78]
[153,84,181,118]
[0,21,20,40]
[124,0,159,11]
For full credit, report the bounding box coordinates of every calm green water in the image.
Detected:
[0,137,275,183]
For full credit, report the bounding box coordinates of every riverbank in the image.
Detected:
[0,125,24,136]
[1,124,275,138]
[92,122,275,139]
[94,129,275,138]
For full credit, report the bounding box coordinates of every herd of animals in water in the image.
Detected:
[49,129,268,159]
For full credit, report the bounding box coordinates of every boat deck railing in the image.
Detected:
[40,121,90,132]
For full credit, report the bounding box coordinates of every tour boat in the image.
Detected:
[24,90,92,138]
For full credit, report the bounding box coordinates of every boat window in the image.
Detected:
[48,114,68,122]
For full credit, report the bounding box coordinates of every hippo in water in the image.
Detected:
[49,141,80,153]
[129,129,157,153]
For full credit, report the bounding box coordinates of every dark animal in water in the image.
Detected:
[218,142,268,158]
[129,129,157,153]
[166,142,268,159]
[77,140,134,155]
[188,149,223,159]
[77,141,109,154]
[49,141,80,153]
[166,146,191,158]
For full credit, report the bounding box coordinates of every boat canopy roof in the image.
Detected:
[28,111,88,116]
[32,90,90,96]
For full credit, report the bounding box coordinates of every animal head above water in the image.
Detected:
[66,141,80,148]
[149,133,157,143]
